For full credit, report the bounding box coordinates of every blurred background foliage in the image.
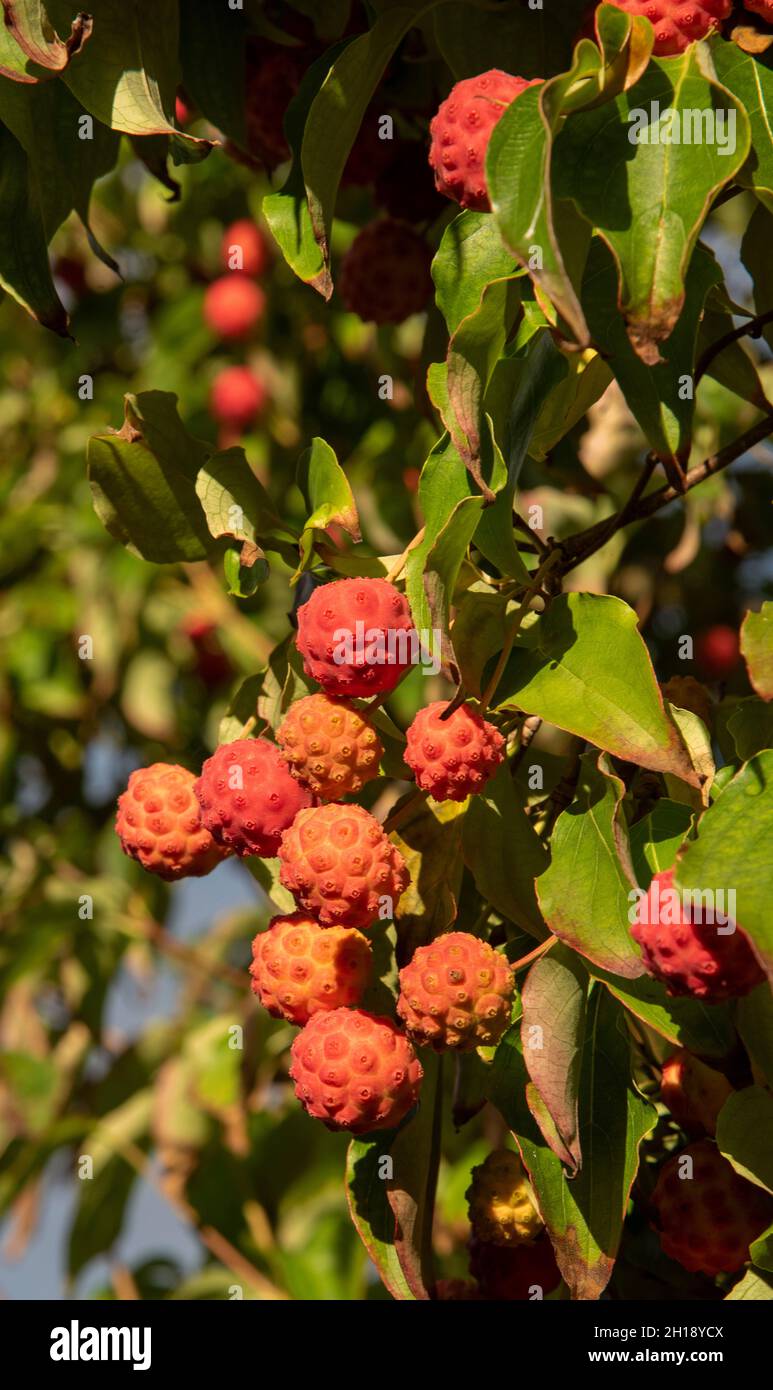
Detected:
[1,8,772,1301]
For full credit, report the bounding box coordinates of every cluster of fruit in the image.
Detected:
[436,1149,562,1300]
[650,1048,773,1275]
[116,576,513,1135]
[203,218,270,438]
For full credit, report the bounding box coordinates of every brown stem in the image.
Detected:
[695,308,773,390]
[386,526,426,584]
[510,935,557,974]
[558,414,773,577]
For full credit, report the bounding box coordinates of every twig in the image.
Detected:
[694,307,773,390]
[513,512,549,557]
[386,526,426,584]
[509,715,542,772]
[558,413,773,577]
[510,935,557,974]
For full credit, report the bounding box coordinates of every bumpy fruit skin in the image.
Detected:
[277,694,383,801]
[404,701,505,801]
[650,1139,773,1275]
[249,913,371,1026]
[602,1,732,53]
[203,274,265,340]
[429,70,544,212]
[289,1007,423,1133]
[339,219,433,324]
[467,1149,543,1246]
[194,738,313,858]
[469,1233,561,1300]
[221,218,269,277]
[279,803,409,929]
[397,931,514,1051]
[745,0,773,18]
[695,624,741,680]
[296,577,416,698]
[661,675,713,729]
[210,366,268,429]
[631,869,764,1001]
[660,1050,733,1136]
[116,763,226,881]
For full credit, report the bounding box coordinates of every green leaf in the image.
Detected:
[432,211,519,336]
[183,1017,243,1117]
[491,991,656,1300]
[537,754,642,977]
[629,799,694,887]
[501,329,571,482]
[462,761,548,938]
[223,544,269,598]
[452,588,517,698]
[742,204,773,353]
[296,437,361,576]
[553,46,750,364]
[520,943,588,1171]
[709,33,773,213]
[727,698,773,761]
[391,798,466,960]
[195,446,295,570]
[88,391,216,562]
[580,237,723,464]
[496,593,700,786]
[384,1051,443,1300]
[299,8,420,288]
[0,77,119,261]
[404,434,481,642]
[716,1087,773,1194]
[675,751,773,979]
[697,288,768,408]
[263,44,346,291]
[345,1141,415,1302]
[50,0,208,153]
[486,6,653,345]
[726,1267,773,1300]
[736,984,773,1088]
[0,0,92,80]
[741,604,773,702]
[0,122,67,333]
[592,966,737,1058]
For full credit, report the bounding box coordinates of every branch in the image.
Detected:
[694,307,773,390]
[558,413,773,577]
